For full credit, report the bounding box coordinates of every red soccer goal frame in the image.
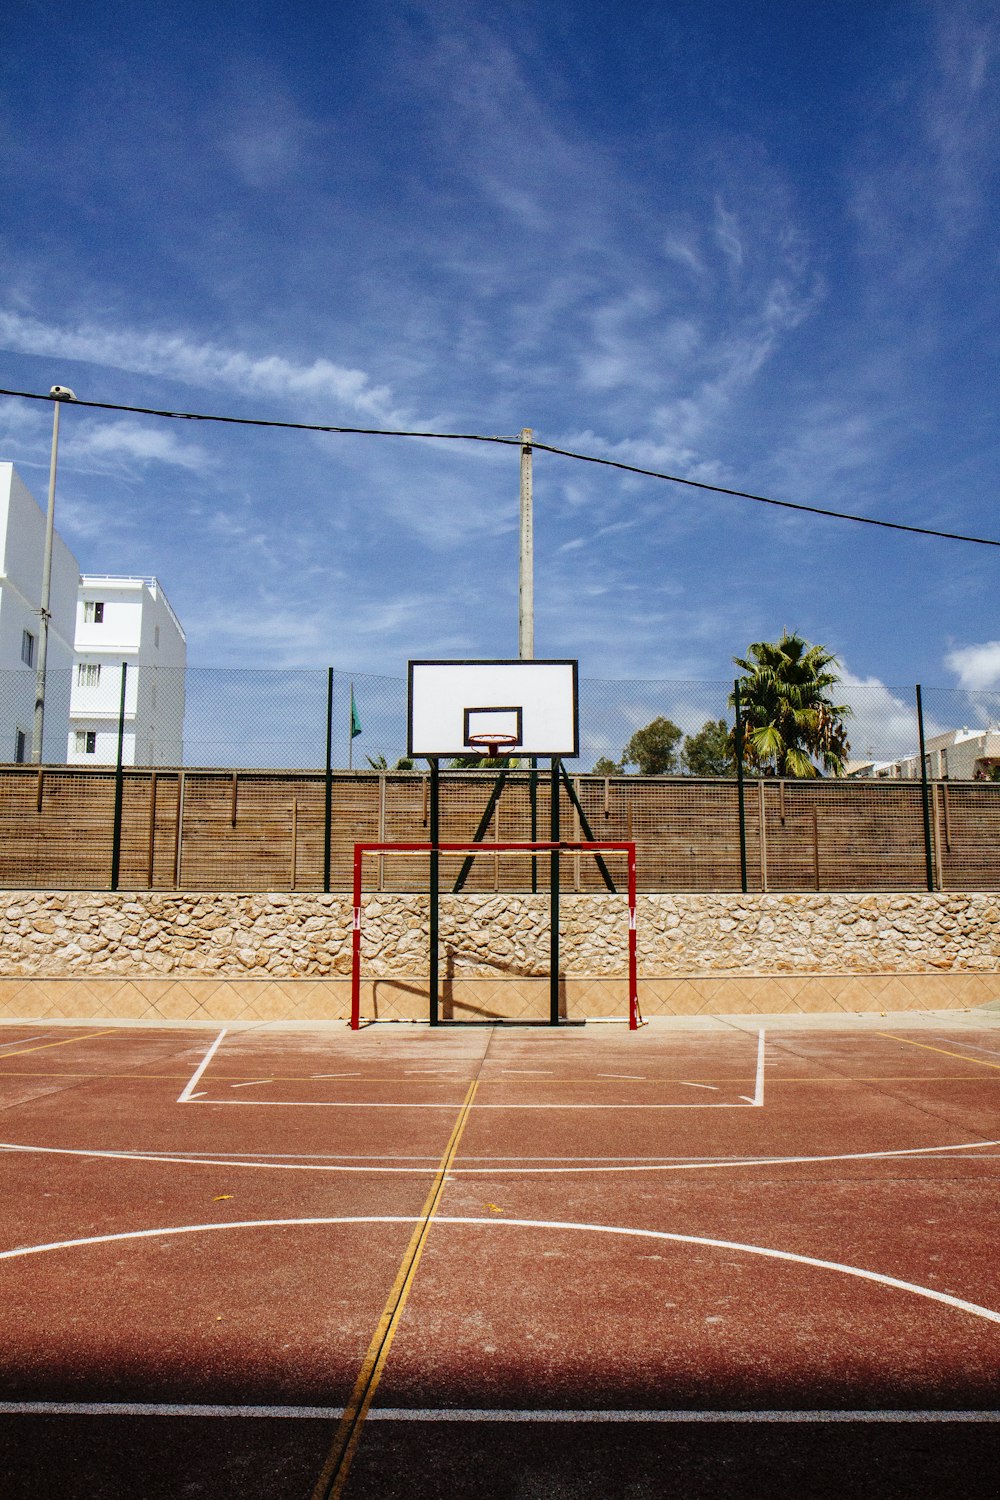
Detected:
[351,840,640,1030]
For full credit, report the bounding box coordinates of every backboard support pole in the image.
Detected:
[550,756,560,1025]
[429,758,440,1025]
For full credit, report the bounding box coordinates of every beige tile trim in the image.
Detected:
[1,971,997,1022]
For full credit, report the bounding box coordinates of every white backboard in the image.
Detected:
[408,660,579,759]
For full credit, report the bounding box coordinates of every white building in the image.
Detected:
[849,726,1000,781]
[0,463,81,762]
[69,576,186,766]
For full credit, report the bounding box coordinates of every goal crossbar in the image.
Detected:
[351,840,639,1030]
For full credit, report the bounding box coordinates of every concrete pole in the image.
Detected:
[32,389,76,762]
[519,427,533,660]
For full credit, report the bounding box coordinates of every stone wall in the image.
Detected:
[1,889,998,1022]
[3,889,1000,979]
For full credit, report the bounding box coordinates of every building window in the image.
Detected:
[84,601,105,624]
[77,663,101,688]
[154,625,160,648]
[21,630,35,666]
[14,729,26,763]
[75,730,97,755]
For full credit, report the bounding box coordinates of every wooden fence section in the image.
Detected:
[1,766,999,893]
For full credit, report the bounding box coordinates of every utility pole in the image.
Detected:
[32,385,78,763]
[519,427,533,660]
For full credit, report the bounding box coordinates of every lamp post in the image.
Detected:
[518,426,533,660]
[31,385,78,764]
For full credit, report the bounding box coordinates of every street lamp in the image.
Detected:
[519,426,533,660]
[31,385,78,763]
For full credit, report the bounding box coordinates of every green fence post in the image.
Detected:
[916,684,935,891]
[324,667,334,892]
[734,680,748,893]
[110,660,128,890]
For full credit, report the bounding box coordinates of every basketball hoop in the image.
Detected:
[466,732,518,759]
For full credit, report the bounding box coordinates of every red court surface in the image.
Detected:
[0,1013,999,1498]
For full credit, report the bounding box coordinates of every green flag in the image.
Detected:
[350,688,361,739]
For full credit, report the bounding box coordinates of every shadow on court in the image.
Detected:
[0,1017,997,1497]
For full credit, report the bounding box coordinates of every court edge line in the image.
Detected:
[3,1136,999,1175]
[177,1029,228,1103]
[3,1214,999,1328]
[1,1402,997,1424]
[0,1029,121,1062]
[310,1080,481,1500]
[879,1033,1000,1073]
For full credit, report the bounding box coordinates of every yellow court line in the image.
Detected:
[765,1073,1000,1085]
[0,1071,201,1082]
[877,1033,1000,1073]
[0,1029,121,1062]
[310,1079,480,1500]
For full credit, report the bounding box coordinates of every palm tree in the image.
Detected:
[730,633,851,777]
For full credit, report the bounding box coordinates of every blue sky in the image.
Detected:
[1,0,998,743]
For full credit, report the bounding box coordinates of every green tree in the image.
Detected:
[682,719,733,777]
[731,633,851,777]
[621,717,682,775]
[366,753,415,771]
[591,755,622,775]
[448,754,519,769]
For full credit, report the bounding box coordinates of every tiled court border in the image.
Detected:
[0,971,998,1024]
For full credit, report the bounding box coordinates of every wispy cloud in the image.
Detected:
[0,311,399,421]
[69,420,210,474]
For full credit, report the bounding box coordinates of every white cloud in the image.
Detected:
[0,311,399,422]
[70,420,210,473]
[945,640,1000,690]
[838,668,924,761]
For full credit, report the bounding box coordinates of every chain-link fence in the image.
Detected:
[3,667,1000,893]
[5,666,1000,778]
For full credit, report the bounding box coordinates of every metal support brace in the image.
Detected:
[452,770,509,891]
[559,763,616,891]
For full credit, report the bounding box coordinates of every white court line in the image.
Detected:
[3,1137,999,1175]
[177,1031,767,1109]
[177,1029,228,1104]
[934,1037,1000,1061]
[0,1402,996,1423]
[3,1214,999,1328]
[189,1099,759,1110]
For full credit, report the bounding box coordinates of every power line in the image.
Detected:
[531,441,1000,547]
[1,384,997,548]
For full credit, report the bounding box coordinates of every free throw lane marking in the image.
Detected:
[177,1029,228,1103]
[310,1080,481,1500]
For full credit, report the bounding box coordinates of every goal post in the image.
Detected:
[351,839,640,1030]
